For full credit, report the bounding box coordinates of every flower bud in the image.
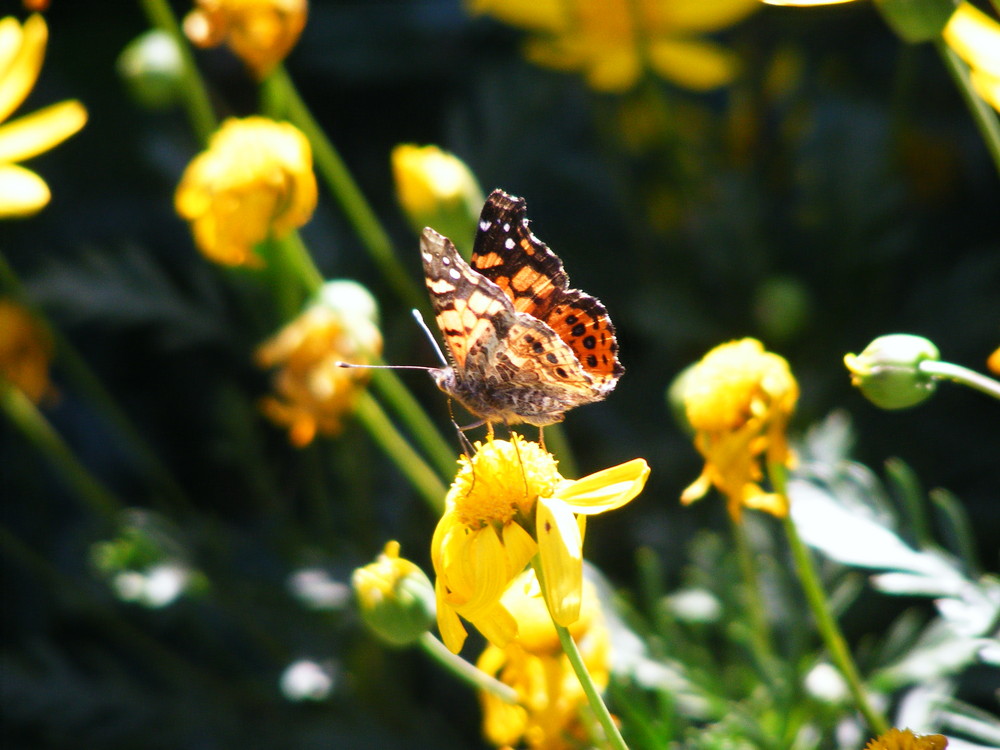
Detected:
[844,334,940,409]
[352,542,434,647]
[117,30,184,110]
[391,144,483,252]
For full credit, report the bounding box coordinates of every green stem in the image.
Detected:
[353,392,446,513]
[273,230,324,294]
[729,514,782,689]
[264,65,428,312]
[1,382,122,522]
[0,252,194,514]
[417,632,520,705]
[935,40,1000,179]
[138,0,217,144]
[370,368,457,480]
[920,359,1000,400]
[533,560,629,750]
[774,464,889,735]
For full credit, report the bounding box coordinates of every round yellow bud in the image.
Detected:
[352,542,434,647]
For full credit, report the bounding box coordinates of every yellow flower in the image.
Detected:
[943,3,1000,112]
[391,143,483,246]
[864,728,948,750]
[468,0,759,93]
[352,541,436,647]
[432,433,648,653]
[255,280,381,446]
[183,0,307,79]
[0,299,54,404]
[0,14,86,218]
[477,569,610,750]
[175,116,317,267]
[680,338,798,522]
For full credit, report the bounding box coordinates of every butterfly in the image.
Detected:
[421,189,624,429]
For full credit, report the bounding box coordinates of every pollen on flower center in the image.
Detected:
[450,437,562,529]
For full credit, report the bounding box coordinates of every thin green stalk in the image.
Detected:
[353,392,446,513]
[533,560,630,750]
[139,0,217,144]
[370,368,457,480]
[935,40,1000,179]
[1,383,122,522]
[920,359,1000,400]
[729,515,782,690]
[0,252,194,514]
[774,464,889,735]
[273,230,325,294]
[264,65,428,313]
[417,632,520,705]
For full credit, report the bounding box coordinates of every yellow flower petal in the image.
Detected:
[649,38,741,91]
[970,67,1000,111]
[469,600,519,648]
[656,0,759,33]
[436,578,469,653]
[536,498,583,626]
[502,520,538,574]
[555,458,650,514]
[0,14,46,124]
[0,163,48,217]
[0,100,87,163]
[465,0,567,32]
[945,2,1000,78]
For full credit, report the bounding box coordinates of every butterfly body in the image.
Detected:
[422,190,623,428]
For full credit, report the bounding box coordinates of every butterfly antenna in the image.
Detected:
[412,309,449,367]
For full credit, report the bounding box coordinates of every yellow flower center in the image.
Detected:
[449,436,562,530]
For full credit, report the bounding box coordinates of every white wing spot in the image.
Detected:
[421,252,432,263]
[449,268,461,280]
[479,220,490,232]
[505,238,515,250]
[441,255,451,265]
[502,223,511,232]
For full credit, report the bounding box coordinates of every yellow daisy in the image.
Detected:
[468,0,759,93]
[0,14,86,218]
[175,116,317,268]
[432,434,648,652]
[681,338,798,522]
[255,281,381,446]
[477,569,610,749]
[183,0,308,79]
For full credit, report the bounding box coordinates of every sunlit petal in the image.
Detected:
[0,163,48,217]
[0,100,86,163]
[0,14,46,124]
[536,499,582,626]
[436,578,469,653]
[656,0,759,33]
[648,38,741,91]
[555,458,650,514]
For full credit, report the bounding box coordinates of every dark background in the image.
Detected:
[3,1,998,748]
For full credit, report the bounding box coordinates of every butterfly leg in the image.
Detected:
[537,426,546,452]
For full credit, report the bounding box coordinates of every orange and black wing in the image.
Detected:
[471,189,624,393]
[420,227,512,372]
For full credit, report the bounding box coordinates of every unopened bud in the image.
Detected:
[844,334,940,409]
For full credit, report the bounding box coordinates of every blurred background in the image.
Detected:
[2,1,998,748]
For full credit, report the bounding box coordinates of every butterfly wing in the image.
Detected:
[420,227,513,372]
[471,189,624,393]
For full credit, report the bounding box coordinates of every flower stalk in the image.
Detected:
[139,0,216,144]
[919,358,1000,400]
[0,382,122,522]
[774,463,890,735]
[353,392,447,513]
[418,632,520,705]
[263,66,428,313]
[534,559,630,750]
